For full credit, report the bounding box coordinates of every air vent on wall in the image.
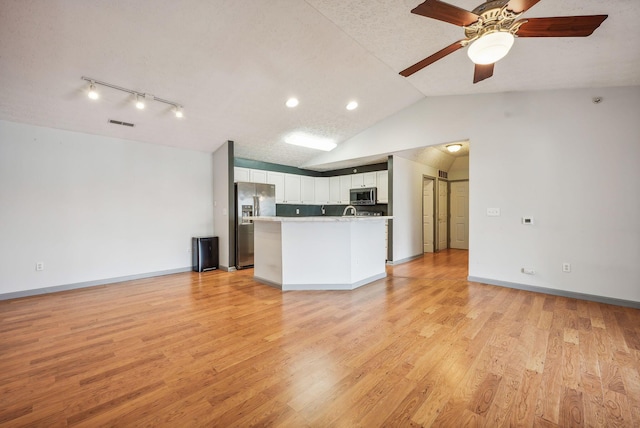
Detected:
[438,170,448,179]
[108,119,135,127]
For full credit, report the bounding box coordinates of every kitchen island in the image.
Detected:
[249,216,392,291]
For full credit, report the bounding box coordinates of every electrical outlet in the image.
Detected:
[562,263,571,273]
[521,268,535,275]
[487,208,501,216]
[296,208,300,215]
[36,262,44,271]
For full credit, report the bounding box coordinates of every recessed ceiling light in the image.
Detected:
[346,101,358,111]
[286,97,299,108]
[284,132,336,151]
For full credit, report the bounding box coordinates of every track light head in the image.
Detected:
[88,81,99,100]
[135,94,145,110]
[174,105,184,118]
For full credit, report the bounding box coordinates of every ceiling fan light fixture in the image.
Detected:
[467,31,514,65]
[446,143,462,153]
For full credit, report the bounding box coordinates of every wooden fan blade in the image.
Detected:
[411,0,479,27]
[473,63,494,84]
[400,40,466,77]
[505,0,541,14]
[515,15,608,37]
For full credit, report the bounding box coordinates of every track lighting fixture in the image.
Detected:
[81,77,184,119]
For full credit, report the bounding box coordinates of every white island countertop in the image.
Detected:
[250,215,391,291]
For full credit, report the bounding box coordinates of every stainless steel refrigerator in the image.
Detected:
[235,182,276,269]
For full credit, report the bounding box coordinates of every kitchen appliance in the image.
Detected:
[192,237,219,272]
[350,187,377,206]
[235,182,276,269]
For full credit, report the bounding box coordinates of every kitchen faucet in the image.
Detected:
[342,205,357,216]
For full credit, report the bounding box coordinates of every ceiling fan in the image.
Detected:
[400,0,608,83]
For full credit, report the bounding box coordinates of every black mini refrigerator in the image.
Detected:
[192,237,219,272]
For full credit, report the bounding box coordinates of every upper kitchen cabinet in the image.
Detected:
[351,172,376,188]
[250,169,267,183]
[329,176,351,204]
[300,176,315,204]
[315,177,330,204]
[266,171,285,203]
[284,174,301,204]
[376,170,389,203]
[234,167,250,182]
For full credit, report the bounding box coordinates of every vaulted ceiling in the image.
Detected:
[1,0,638,170]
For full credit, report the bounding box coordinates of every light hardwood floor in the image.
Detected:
[1,249,639,427]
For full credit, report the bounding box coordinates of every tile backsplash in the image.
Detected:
[276,204,387,217]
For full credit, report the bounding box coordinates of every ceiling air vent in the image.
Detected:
[108,119,135,127]
[438,170,448,179]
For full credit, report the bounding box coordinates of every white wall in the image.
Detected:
[212,142,231,269]
[0,120,213,296]
[320,86,640,303]
[391,156,438,262]
[448,156,469,181]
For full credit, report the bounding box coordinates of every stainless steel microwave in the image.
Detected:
[350,187,377,205]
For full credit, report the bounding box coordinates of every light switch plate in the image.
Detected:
[487,208,500,216]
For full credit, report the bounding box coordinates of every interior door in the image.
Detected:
[423,178,435,253]
[437,180,448,251]
[449,181,469,249]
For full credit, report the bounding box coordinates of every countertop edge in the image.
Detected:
[247,216,392,222]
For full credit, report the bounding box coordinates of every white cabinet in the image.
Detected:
[364,172,377,187]
[234,167,250,182]
[351,172,376,188]
[330,176,352,204]
[300,176,315,204]
[284,174,301,204]
[250,169,267,183]
[266,171,285,203]
[315,177,330,204]
[376,170,389,203]
[329,177,340,204]
[351,173,363,188]
[339,176,351,204]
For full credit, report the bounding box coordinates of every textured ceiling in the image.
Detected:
[1,0,638,171]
